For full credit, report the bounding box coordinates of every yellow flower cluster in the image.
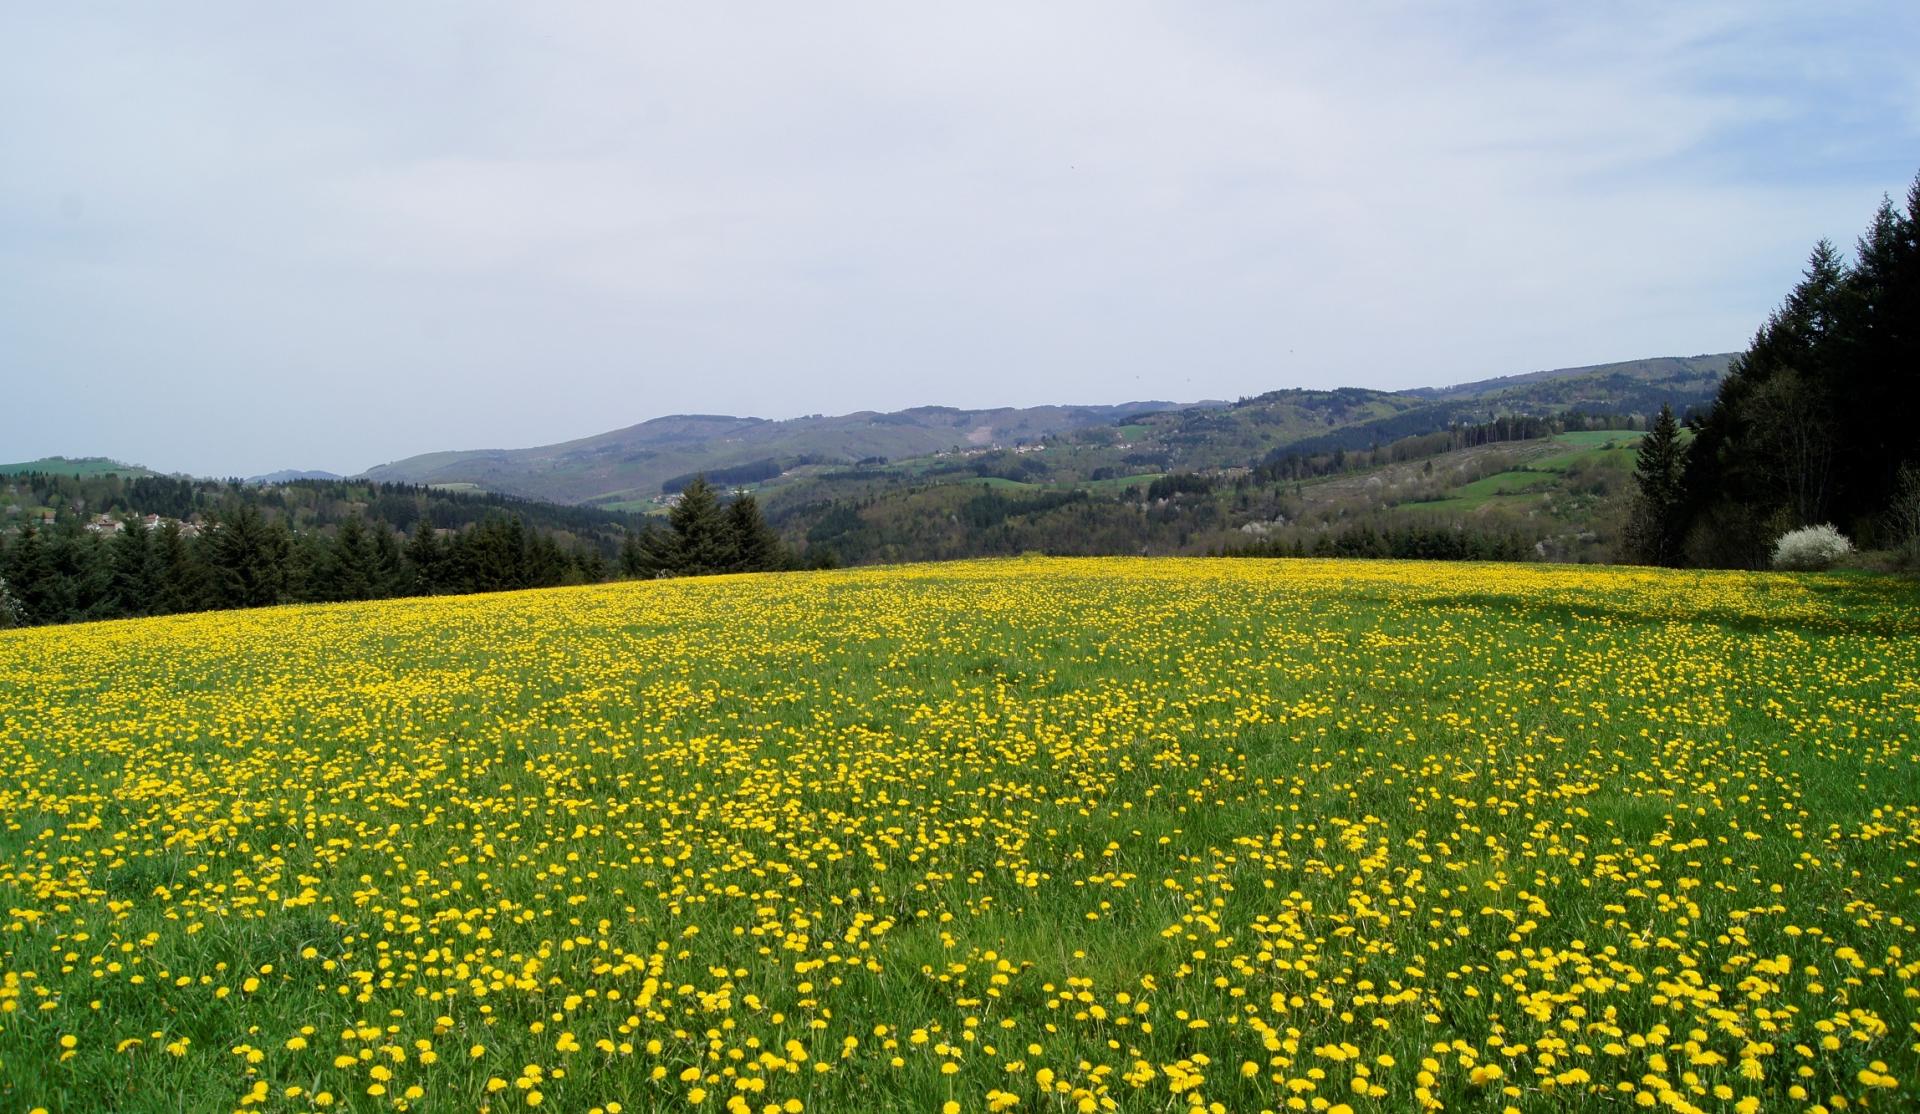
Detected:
[0,557,1915,1113]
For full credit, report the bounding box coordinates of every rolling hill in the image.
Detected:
[0,456,154,478]
[359,402,1216,505]
[358,354,1732,506]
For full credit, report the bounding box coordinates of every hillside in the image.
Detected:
[727,355,1731,567]
[1404,353,1729,404]
[762,426,1657,566]
[358,354,1732,505]
[360,401,1214,505]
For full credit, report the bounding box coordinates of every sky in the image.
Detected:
[3,3,1917,477]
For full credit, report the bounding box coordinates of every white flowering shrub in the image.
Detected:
[1771,524,1853,571]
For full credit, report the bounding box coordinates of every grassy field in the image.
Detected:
[1544,430,1645,450]
[1418,469,1558,508]
[1,558,1916,1113]
[1392,433,1647,516]
[1529,431,1648,474]
[596,500,670,516]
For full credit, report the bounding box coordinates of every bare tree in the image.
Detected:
[1889,463,1920,565]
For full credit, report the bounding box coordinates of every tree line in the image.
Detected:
[1220,520,1532,563]
[0,475,790,628]
[1627,171,1920,567]
[6,470,646,539]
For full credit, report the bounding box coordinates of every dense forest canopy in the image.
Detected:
[1633,172,1920,568]
[4,471,643,539]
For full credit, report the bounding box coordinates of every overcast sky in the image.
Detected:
[3,3,1916,477]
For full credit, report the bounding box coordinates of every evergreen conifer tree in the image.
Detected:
[619,528,649,578]
[724,493,783,572]
[1678,173,1920,561]
[1681,242,1849,563]
[666,476,731,575]
[151,520,204,614]
[405,518,443,593]
[50,519,112,622]
[464,516,529,592]
[287,531,328,602]
[574,545,608,583]
[209,503,290,608]
[615,523,677,579]
[438,528,475,595]
[327,515,378,601]
[4,526,56,625]
[527,531,570,587]
[108,520,158,616]
[1626,404,1687,566]
[639,523,677,576]
[371,524,405,597]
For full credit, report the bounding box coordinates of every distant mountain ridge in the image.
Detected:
[358,355,1733,505]
[360,401,1222,505]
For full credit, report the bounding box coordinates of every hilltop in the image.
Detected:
[0,456,154,478]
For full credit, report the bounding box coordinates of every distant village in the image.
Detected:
[0,495,208,537]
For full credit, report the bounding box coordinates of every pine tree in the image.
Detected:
[464,516,530,592]
[573,544,608,583]
[1765,244,1845,526]
[50,519,113,622]
[1680,241,1850,563]
[1679,172,1920,560]
[1626,404,1687,566]
[371,524,405,597]
[527,531,570,587]
[619,528,649,578]
[209,503,290,608]
[640,523,677,575]
[405,518,443,593]
[3,526,56,625]
[151,520,205,614]
[438,528,474,595]
[108,520,158,616]
[1832,197,1905,527]
[1843,175,1920,536]
[320,515,375,601]
[290,529,336,603]
[615,522,678,579]
[666,476,732,575]
[724,493,783,572]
